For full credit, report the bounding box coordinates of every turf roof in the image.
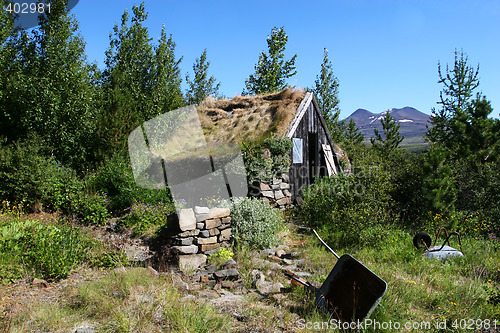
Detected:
[197,88,306,144]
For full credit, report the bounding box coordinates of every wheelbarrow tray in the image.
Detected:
[315,254,387,322]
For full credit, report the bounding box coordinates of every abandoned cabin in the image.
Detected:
[197,88,345,203]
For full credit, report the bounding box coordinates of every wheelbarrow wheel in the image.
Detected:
[413,232,432,249]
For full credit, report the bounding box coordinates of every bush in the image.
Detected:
[41,166,111,225]
[0,137,111,224]
[425,211,493,238]
[391,153,427,227]
[21,223,88,280]
[89,249,128,269]
[465,161,500,235]
[264,137,293,173]
[0,215,37,284]
[86,154,172,214]
[0,136,75,209]
[70,191,111,225]
[241,143,273,184]
[122,200,176,235]
[208,248,234,267]
[241,137,292,184]
[263,137,293,157]
[298,156,394,248]
[230,197,282,250]
[0,209,124,282]
[0,215,89,281]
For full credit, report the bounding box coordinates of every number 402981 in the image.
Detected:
[4,2,51,14]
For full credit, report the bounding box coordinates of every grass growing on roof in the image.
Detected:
[197,88,305,144]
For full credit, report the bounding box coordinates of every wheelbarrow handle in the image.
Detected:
[313,229,340,259]
[431,231,465,256]
[283,269,317,292]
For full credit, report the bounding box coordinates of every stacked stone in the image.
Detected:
[168,207,232,271]
[192,206,232,253]
[258,173,292,208]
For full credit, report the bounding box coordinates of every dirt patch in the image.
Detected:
[0,267,108,321]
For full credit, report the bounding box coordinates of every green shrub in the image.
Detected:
[0,137,112,224]
[41,162,83,212]
[264,137,293,173]
[391,153,428,227]
[0,214,90,282]
[299,161,393,248]
[0,262,24,285]
[425,210,493,238]
[89,249,128,269]
[0,215,26,284]
[0,136,75,209]
[70,191,111,225]
[21,223,88,280]
[41,166,111,225]
[272,154,291,174]
[241,143,273,184]
[474,161,500,235]
[208,248,234,267]
[86,154,172,214]
[0,215,36,284]
[122,200,176,235]
[241,137,292,184]
[0,205,121,283]
[231,197,282,250]
[263,137,292,156]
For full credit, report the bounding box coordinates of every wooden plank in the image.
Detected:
[287,92,313,138]
[310,94,341,173]
[322,144,337,176]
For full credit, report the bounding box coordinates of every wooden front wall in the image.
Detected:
[288,100,334,201]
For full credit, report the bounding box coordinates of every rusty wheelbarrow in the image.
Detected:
[284,230,387,322]
[413,227,465,261]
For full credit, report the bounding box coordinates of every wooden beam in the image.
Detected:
[287,92,313,138]
[310,94,341,173]
[322,144,337,176]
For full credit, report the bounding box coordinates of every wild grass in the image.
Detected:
[287,227,500,332]
[0,206,127,284]
[198,88,305,144]
[4,267,231,332]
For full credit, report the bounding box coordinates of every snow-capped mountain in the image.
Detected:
[344,107,431,144]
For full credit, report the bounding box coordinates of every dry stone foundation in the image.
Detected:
[166,207,232,271]
[251,172,292,209]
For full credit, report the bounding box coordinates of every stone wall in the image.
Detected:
[252,173,292,209]
[166,206,231,271]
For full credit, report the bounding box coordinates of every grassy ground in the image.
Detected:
[363,138,429,153]
[212,225,500,332]
[2,267,232,332]
[289,228,500,332]
[1,208,499,332]
[402,144,429,154]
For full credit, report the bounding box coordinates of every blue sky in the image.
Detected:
[71,0,499,119]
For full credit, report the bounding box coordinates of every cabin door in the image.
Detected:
[308,132,318,184]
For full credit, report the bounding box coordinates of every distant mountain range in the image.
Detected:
[344,107,431,146]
